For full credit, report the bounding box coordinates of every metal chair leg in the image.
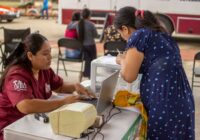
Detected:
[79,72,83,82]
[56,58,60,74]
[62,60,68,76]
[79,61,84,82]
[191,72,194,92]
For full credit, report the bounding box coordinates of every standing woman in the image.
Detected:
[114,7,195,139]
[78,8,98,78]
[0,33,94,140]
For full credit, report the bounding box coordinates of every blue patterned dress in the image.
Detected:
[126,28,195,140]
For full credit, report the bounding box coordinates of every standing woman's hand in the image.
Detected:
[116,52,126,65]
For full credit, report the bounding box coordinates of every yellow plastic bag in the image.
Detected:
[113,90,147,140]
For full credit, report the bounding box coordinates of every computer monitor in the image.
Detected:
[95,71,119,114]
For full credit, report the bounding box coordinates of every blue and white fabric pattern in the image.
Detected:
[126,28,195,140]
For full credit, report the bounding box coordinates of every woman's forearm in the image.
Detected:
[54,82,76,93]
[120,59,132,82]
[16,98,65,114]
[120,48,143,83]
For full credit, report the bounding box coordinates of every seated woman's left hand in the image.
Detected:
[75,83,96,98]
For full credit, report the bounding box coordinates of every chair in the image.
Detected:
[0,27,31,71]
[56,38,84,82]
[191,52,200,91]
[104,41,126,56]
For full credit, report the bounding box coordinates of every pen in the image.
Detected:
[117,49,121,54]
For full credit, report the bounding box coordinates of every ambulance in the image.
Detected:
[58,0,200,36]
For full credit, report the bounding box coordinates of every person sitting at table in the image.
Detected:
[0,33,94,140]
[64,11,81,59]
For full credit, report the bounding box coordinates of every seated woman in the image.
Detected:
[0,33,94,140]
[64,12,81,59]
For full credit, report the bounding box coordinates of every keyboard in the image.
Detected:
[80,95,98,106]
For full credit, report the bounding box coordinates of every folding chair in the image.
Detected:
[0,27,31,71]
[104,41,126,56]
[191,52,200,91]
[56,38,84,82]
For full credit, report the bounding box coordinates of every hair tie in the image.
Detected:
[135,10,144,19]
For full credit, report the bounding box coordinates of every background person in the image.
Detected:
[0,33,94,140]
[41,0,49,19]
[64,11,81,59]
[78,8,98,78]
[114,6,195,139]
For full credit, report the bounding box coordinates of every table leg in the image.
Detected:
[91,62,97,93]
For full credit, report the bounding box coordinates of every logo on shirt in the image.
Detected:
[13,80,27,91]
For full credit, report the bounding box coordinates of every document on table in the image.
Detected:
[116,106,141,114]
[98,56,118,65]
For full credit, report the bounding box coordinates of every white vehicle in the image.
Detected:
[0,5,20,22]
[58,0,200,36]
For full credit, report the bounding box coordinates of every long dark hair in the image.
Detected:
[0,33,47,91]
[78,8,91,43]
[114,6,166,33]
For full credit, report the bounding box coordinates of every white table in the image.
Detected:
[90,56,120,93]
[4,107,140,140]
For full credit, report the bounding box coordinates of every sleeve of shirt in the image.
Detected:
[49,68,63,90]
[126,28,150,53]
[5,74,34,107]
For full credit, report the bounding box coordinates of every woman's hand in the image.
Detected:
[74,83,96,97]
[116,52,126,65]
[63,95,80,104]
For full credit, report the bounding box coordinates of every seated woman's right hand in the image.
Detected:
[63,95,80,104]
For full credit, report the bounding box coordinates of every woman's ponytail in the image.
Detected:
[78,18,85,43]
[135,10,166,32]
[0,42,26,92]
[114,6,166,33]
[4,42,26,68]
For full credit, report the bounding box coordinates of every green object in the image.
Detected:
[122,115,142,140]
[128,97,137,105]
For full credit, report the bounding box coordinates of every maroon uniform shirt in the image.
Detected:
[0,66,63,140]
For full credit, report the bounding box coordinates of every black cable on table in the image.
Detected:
[91,107,122,140]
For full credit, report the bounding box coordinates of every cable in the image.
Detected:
[71,107,122,140]
[98,132,104,140]
[71,128,95,140]
[106,107,121,122]
[91,107,122,140]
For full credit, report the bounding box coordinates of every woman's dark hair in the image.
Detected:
[71,11,81,21]
[0,33,47,91]
[81,8,91,19]
[114,6,166,33]
[78,8,91,43]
